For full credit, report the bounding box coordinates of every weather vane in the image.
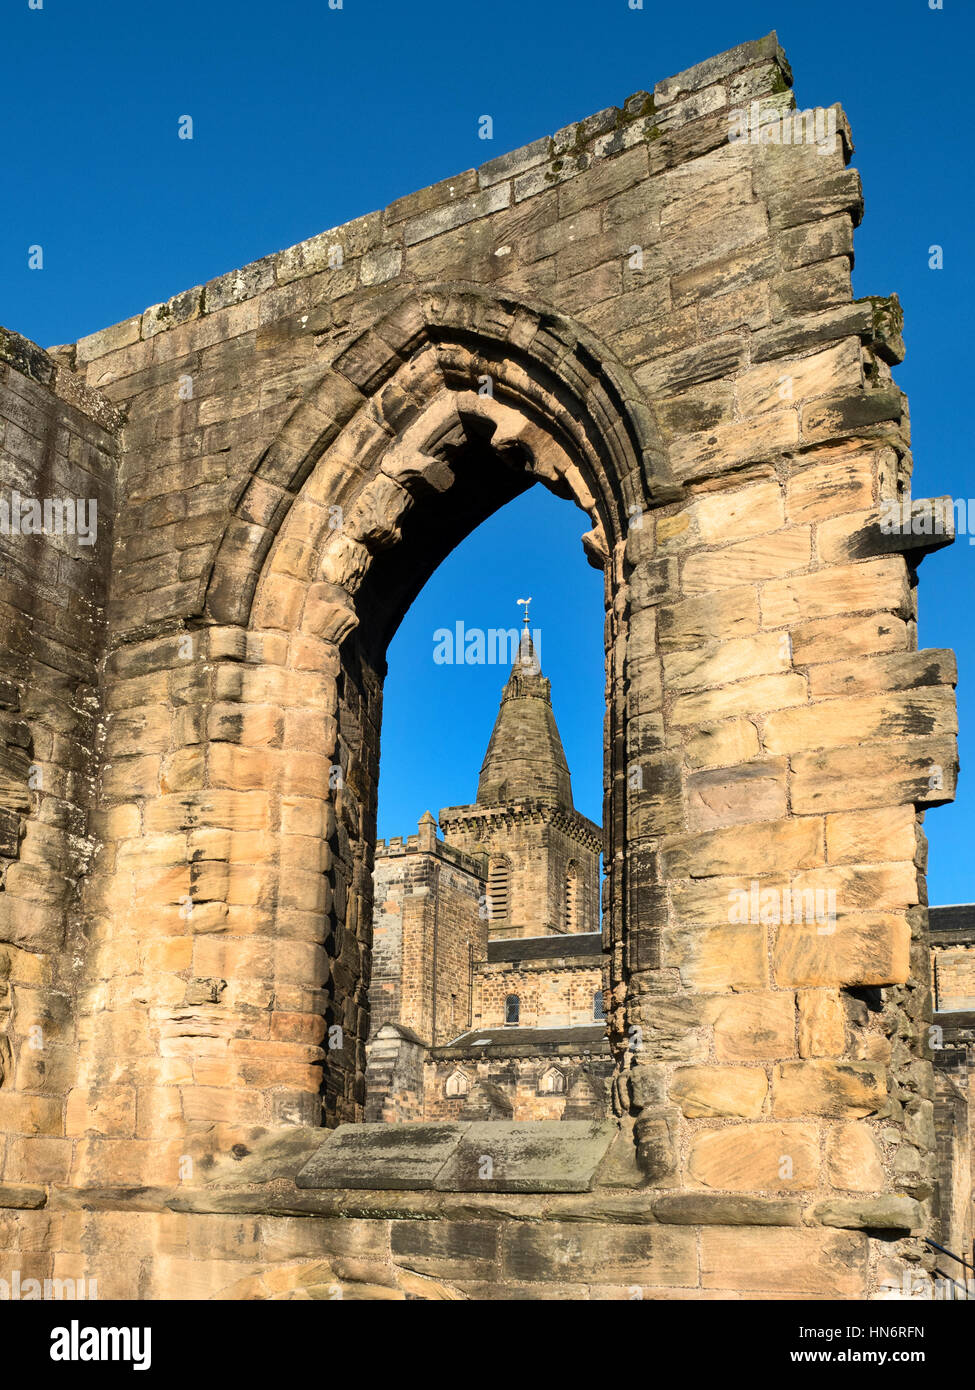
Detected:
[516,596,532,628]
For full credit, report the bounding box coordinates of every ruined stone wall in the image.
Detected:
[369,854,405,1034]
[0,331,119,1220]
[363,1024,428,1123]
[0,31,962,1299]
[933,1052,973,1270]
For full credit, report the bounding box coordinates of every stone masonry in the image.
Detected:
[0,32,965,1298]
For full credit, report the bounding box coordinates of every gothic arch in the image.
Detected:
[203,281,678,629]
[183,282,681,1125]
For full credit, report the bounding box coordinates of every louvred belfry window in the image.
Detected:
[487,857,509,922]
[564,862,580,932]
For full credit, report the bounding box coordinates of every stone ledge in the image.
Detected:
[295,1120,618,1192]
[49,1176,930,1239]
[0,1182,47,1210]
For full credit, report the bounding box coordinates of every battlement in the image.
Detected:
[375,827,484,879]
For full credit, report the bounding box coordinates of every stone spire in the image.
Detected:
[476,618,574,809]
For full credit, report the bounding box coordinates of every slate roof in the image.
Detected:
[486,931,603,964]
[435,1023,610,1059]
[928,904,975,942]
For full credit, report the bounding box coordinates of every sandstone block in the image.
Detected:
[812,1196,922,1231]
[671,672,807,726]
[773,1060,887,1119]
[662,923,767,991]
[683,718,761,770]
[807,648,956,700]
[686,758,788,831]
[735,340,860,419]
[700,1226,868,1296]
[657,586,761,650]
[772,914,910,988]
[670,1065,768,1118]
[797,990,846,1058]
[501,1222,697,1288]
[662,816,822,880]
[692,480,785,544]
[670,409,800,481]
[651,1193,801,1226]
[826,1123,885,1191]
[663,632,790,693]
[785,450,876,524]
[791,612,910,666]
[764,688,957,755]
[760,557,910,628]
[688,1123,819,1190]
[790,736,957,814]
[710,991,796,1061]
[791,861,919,912]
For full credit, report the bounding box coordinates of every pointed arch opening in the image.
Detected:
[198,283,676,1126]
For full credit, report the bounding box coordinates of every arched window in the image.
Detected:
[487,857,509,922]
[564,861,580,933]
[538,1066,566,1095]
[504,994,520,1025]
[445,1069,470,1097]
[593,989,605,1021]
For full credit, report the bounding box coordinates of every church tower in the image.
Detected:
[440,619,601,940]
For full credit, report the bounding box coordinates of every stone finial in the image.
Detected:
[418,810,439,851]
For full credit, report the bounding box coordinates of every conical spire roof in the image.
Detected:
[476,627,574,809]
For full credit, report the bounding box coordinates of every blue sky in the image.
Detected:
[4,0,972,900]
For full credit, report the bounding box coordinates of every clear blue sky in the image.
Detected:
[4,0,972,901]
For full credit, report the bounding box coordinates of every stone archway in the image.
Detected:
[192,282,677,1127]
[5,32,953,1295]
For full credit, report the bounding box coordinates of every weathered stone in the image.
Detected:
[670,1065,768,1118]
[296,1123,468,1190]
[772,1060,888,1118]
[773,914,910,988]
[652,1193,801,1225]
[797,990,847,1058]
[688,1124,819,1190]
[700,1227,869,1296]
[502,1222,697,1287]
[826,1123,885,1191]
[710,991,796,1062]
[433,1121,618,1193]
[0,30,958,1305]
[812,1196,923,1231]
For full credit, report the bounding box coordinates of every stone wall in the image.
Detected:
[935,946,975,1013]
[371,826,485,1045]
[474,963,602,1029]
[423,1052,613,1121]
[929,906,975,1270]
[0,31,963,1299]
[0,330,119,1213]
